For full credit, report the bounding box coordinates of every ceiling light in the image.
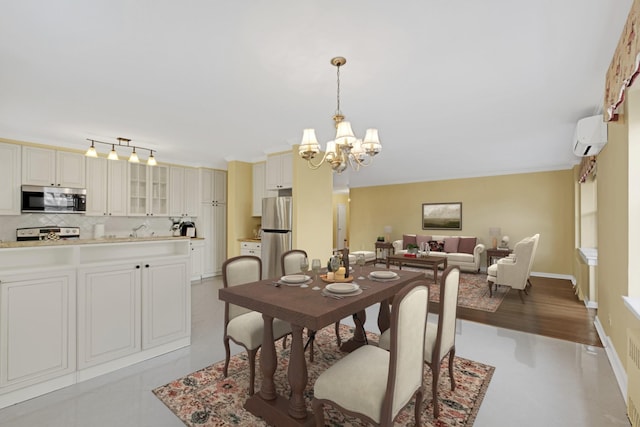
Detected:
[85,141,98,158]
[85,137,157,165]
[107,144,119,160]
[299,57,382,173]
[147,151,157,166]
[128,147,140,163]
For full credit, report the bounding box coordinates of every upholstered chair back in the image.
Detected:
[388,282,429,418]
[504,238,535,290]
[526,234,540,277]
[222,255,262,320]
[281,249,308,276]
[436,267,460,361]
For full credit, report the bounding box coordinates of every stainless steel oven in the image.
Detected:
[21,185,87,213]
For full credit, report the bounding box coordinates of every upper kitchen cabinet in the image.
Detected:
[0,142,21,215]
[252,162,277,216]
[85,157,128,217]
[169,166,200,217]
[265,152,292,190]
[22,147,85,188]
[128,163,169,217]
[200,168,226,205]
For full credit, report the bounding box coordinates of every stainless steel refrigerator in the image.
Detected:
[261,196,292,279]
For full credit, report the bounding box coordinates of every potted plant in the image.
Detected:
[406,243,419,254]
[377,236,385,242]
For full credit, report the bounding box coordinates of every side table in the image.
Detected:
[375,241,395,265]
[486,247,513,269]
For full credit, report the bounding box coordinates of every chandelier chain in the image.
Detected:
[336,63,341,116]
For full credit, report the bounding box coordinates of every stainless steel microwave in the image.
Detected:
[21,185,87,213]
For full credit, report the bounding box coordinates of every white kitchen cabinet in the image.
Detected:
[200,203,226,277]
[190,239,205,281]
[265,152,293,190]
[77,263,142,369]
[141,258,190,349]
[0,269,76,391]
[85,158,129,217]
[77,255,189,367]
[0,142,21,215]
[169,166,200,217]
[240,241,261,257]
[252,162,277,216]
[200,168,227,205]
[22,146,85,188]
[128,163,169,216]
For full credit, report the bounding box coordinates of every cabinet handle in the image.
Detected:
[145,264,150,268]
[136,265,141,269]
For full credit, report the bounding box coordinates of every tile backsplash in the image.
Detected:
[1,214,182,242]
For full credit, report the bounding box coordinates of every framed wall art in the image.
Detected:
[422,202,462,230]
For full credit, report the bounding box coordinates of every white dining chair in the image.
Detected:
[222,255,292,396]
[312,280,429,426]
[379,265,460,418]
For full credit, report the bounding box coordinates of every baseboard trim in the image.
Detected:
[530,271,574,281]
[594,316,627,401]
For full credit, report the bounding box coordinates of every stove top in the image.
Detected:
[16,226,81,241]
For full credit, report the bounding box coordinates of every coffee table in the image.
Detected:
[386,253,448,283]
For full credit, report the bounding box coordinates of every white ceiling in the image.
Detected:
[0,1,632,189]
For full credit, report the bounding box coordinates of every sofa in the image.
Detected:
[392,234,485,273]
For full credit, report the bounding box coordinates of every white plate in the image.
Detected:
[281,274,311,284]
[370,271,398,279]
[325,283,360,294]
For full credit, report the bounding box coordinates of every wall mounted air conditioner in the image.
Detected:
[573,114,608,157]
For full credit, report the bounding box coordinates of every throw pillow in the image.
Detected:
[458,237,477,254]
[443,237,460,253]
[402,234,417,249]
[416,235,432,250]
[428,240,444,252]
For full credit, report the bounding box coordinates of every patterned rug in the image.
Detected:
[389,267,507,312]
[153,326,495,427]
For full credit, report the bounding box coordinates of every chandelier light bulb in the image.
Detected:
[147,151,157,166]
[85,141,98,158]
[128,148,140,163]
[108,145,119,160]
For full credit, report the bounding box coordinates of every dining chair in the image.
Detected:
[222,255,292,396]
[312,280,429,426]
[379,265,460,418]
[280,249,341,362]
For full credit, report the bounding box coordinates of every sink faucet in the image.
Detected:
[131,224,148,238]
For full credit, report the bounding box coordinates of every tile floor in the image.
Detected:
[0,277,631,427]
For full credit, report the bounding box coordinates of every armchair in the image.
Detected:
[486,237,535,303]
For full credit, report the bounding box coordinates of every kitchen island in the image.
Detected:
[0,237,191,409]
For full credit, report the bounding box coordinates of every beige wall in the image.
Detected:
[598,91,640,374]
[226,161,254,258]
[349,170,575,274]
[292,147,334,262]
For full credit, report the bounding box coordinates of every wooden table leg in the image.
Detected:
[259,314,276,400]
[340,309,368,352]
[287,324,307,419]
[433,262,438,283]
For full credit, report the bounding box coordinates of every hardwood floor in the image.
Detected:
[430,275,602,347]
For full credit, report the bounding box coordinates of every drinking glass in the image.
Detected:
[356,253,366,279]
[311,258,321,281]
[299,257,309,274]
[329,255,341,273]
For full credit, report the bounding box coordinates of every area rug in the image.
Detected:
[388,267,508,312]
[153,325,495,427]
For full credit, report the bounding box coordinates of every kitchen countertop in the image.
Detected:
[239,238,261,242]
[0,235,191,249]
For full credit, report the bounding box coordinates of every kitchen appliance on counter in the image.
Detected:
[21,185,87,213]
[179,221,196,237]
[261,196,292,279]
[17,226,81,241]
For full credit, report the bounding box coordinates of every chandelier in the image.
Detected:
[85,137,157,166]
[298,57,382,173]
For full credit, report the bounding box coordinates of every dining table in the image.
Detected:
[218,265,424,426]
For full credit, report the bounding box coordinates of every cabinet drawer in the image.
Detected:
[240,241,261,250]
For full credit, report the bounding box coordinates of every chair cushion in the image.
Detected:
[487,263,498,278]
[227,312,291,350]
[446,253,474,263]
[314,345,390,423]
